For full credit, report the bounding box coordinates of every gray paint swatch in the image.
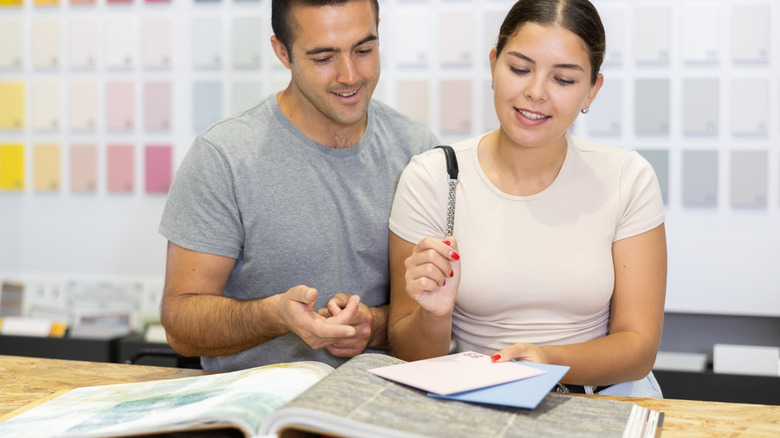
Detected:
[731,150,767,208]
[682,78,718,136]
[634,79,669,135]
[682,150,718,207]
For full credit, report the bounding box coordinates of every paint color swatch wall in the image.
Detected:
[1,0,779,317]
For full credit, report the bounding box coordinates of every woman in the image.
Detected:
[387,0,666,398]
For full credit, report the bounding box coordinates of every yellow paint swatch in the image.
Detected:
[0,83,25,130]
[34,0,58,4]
[34,144,60,192]
[0,0,23,6]
[0,144,25,191]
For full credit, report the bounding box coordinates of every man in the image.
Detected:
[158,0,438,371]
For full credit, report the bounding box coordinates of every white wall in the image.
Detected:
[1,0,779,317]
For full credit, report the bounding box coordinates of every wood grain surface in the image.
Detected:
[0,354,208,419]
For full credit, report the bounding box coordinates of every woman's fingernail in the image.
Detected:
[450,270,454,278]
[443,279,446,286]
[442,240,451,246]
[491,354,501,362]
[450,251,460,261]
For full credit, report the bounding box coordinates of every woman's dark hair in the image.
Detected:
[272,0,380,62]
[496,0,605,84]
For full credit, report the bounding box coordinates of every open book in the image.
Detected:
[0,354,662,438]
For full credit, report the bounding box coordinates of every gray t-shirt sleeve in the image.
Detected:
[159,136,244,259]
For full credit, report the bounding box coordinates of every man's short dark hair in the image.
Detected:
[272,0,380,62]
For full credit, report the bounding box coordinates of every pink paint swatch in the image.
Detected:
[107,144,134,193]
[439,80,472,134]
[106,82,134,132]
[145,144,172,194]
[70,144,97,192]
[144,82,171,131]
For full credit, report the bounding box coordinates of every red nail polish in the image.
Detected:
[443,279,446,286]
[450,251,460,261]
[450,270,454,277]
[442,240,451,246]
[491,354,501,362]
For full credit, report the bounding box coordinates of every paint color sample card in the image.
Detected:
[682,78,718,136]
[0,0,23,6]
[106,82,135,132]
[439,10,472,66]
[633,7,670,63]
[0,83,24,130]
[231,81,262,114]
[596,6,624,65]
[439,80,471,134]
[634,79,669,135]
[587,78,622,136]
[105,19,135,70]
[396,80,429,125]
[681,6,720,63]
[192,19,222,70]
[34,0,58,6]
[34,144,60,192]
[682,150,718,207]
[731,5,769,62]
[730,78,768,136]
[0,20,24,69]
[70,144,97,192]
[636,149,669,204]
[0,144,25,191]
[107,145,134,193]
[69,81,98,131]
[731,151,767,208]
[395,10,430,67]
[232,17,263,69]
[33,81,60,131]
[144,82,171,131]
[192,82,222,133]
[145,145,172,193]
[368,352,546,396]
[431,362,570,410]
[33,20,60,69]
[69,20,97,69]
[143,19,172,69]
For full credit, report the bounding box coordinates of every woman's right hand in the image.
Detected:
[403,236,461,317]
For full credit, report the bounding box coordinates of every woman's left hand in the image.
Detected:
[490,343,548,364]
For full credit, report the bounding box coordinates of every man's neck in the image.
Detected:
[276,90,367,149]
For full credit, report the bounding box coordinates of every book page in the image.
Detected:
[0,362,332,438]
[261,354,639,438]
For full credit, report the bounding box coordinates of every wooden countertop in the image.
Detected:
[602,394,780,437]
[1,354,778,437]
[0,354,208,420]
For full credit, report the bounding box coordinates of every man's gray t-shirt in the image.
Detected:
[159,95,438,371]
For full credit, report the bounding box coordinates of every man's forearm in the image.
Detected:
[368,304,390,350]
[161,293,287,357]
